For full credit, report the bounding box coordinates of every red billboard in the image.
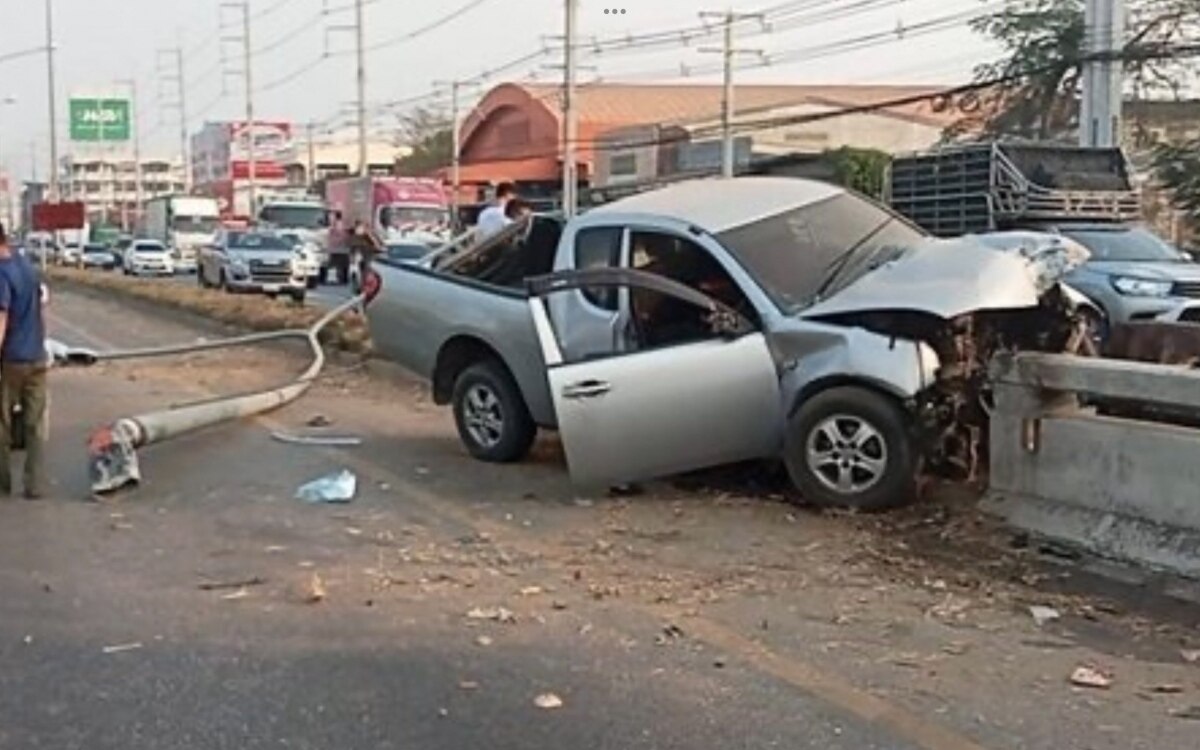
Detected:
[32,201,87,231]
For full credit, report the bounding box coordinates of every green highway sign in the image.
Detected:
[69,98,131,142]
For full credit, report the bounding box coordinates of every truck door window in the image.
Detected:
[628,231,753,350]
[574,227,623,310]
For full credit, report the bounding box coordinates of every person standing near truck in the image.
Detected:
[476,182,517,239]
[0,223,48,499]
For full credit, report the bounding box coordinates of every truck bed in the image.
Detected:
[364,218,564,427]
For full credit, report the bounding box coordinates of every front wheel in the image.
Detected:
[784,386,917,511]
[451,361,536,463]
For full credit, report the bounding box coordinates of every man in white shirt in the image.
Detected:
[475,182,517,239]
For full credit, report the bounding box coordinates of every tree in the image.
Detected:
[1152,137,1200,225]
[949,0,1199,140]
[394,107,453,177]
[824,147,891,199]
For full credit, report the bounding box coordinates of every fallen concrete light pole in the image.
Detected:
[84,296,365,494]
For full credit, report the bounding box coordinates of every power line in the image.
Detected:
[361,0,495,53]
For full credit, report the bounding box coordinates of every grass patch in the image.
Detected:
[46,267,371,353]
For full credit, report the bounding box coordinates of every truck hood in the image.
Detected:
[801,233,1087,321]
[1075,259,1200,281]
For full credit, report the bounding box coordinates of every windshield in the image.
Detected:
[381,205,448,228]
[227,232,292,252]
[134,242,165,253]
[716,193,926,312]
[1062,226,1185,262]
[84,245,109,254]
[260,205,328,229]
[173,216,220,234]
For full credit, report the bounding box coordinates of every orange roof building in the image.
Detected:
[442,82,965,201]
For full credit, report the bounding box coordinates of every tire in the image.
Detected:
[219,270,231,293]
[198,267,208,288]
[783,386,917,511]
[290,290,306,305]
[307,277,318,290]
[451,360,536,463]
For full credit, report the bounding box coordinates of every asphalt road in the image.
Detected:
[2,286,1198,749]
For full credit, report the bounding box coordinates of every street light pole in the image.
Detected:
[44,0,59,202]
[0,96,17,231]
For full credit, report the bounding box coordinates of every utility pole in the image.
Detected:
[1080,0,1125,148]
[44,0,59,202]
[700,9,763,179]
[562,0,579,218]
[306,121,317,190]
[242,1,256,214]
[117,79,143,227]
[327,1,369,176]
[434,80,477,227]
[158,46,191,192]
[354,0,367,176]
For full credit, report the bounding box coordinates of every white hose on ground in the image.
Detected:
[87,296,364,494]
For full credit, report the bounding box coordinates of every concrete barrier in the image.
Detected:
[985,352,1200,579]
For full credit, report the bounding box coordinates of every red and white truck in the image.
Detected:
[323,176,452,284]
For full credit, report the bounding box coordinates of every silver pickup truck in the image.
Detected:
[363,177,1091,510]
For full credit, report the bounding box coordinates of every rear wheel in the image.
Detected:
[451,360,536,463]
[290,289,306,305]
[784,386,917,511]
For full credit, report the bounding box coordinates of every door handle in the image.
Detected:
[562,380,612,400]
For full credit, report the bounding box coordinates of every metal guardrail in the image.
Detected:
[985,352,1200,579]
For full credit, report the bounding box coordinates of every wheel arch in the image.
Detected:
[433,335,518,407]
[788,374,912,420]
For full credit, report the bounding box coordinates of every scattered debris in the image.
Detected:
[221,589,251,601]
[1182,649,1200,664]
[1070,665,1113,689]
[437,708,449,718]
[551,600,568,611]
[307,415,333,428]
[534,693,564,710]
[1169,705,1200,720]
[1028,605,1062,627]
[713,657,726,669]
[102,642,144,654]
[459,681,479,691]
[23,635,32,645]
[519,586,543,597]
[198,576,265,591]
[475,635,493,647]
[272,431,363,447]
[305,573,327,604]
[655,623,685,646]
[1145,684,1185,695]
[466,607,516,624]
[265,545,287,553]
[295,470,357,504]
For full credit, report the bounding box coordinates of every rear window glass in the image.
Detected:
[574,227,623,310]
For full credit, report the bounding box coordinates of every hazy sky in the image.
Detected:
[0,0,996,179]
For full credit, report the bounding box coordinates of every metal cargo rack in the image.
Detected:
[887,142,1143,238]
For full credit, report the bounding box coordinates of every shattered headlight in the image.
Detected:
[1111,276,1172,298]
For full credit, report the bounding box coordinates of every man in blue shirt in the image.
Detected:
[0,223,48,499]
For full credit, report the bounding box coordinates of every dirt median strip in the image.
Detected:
[46,267,371,354]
